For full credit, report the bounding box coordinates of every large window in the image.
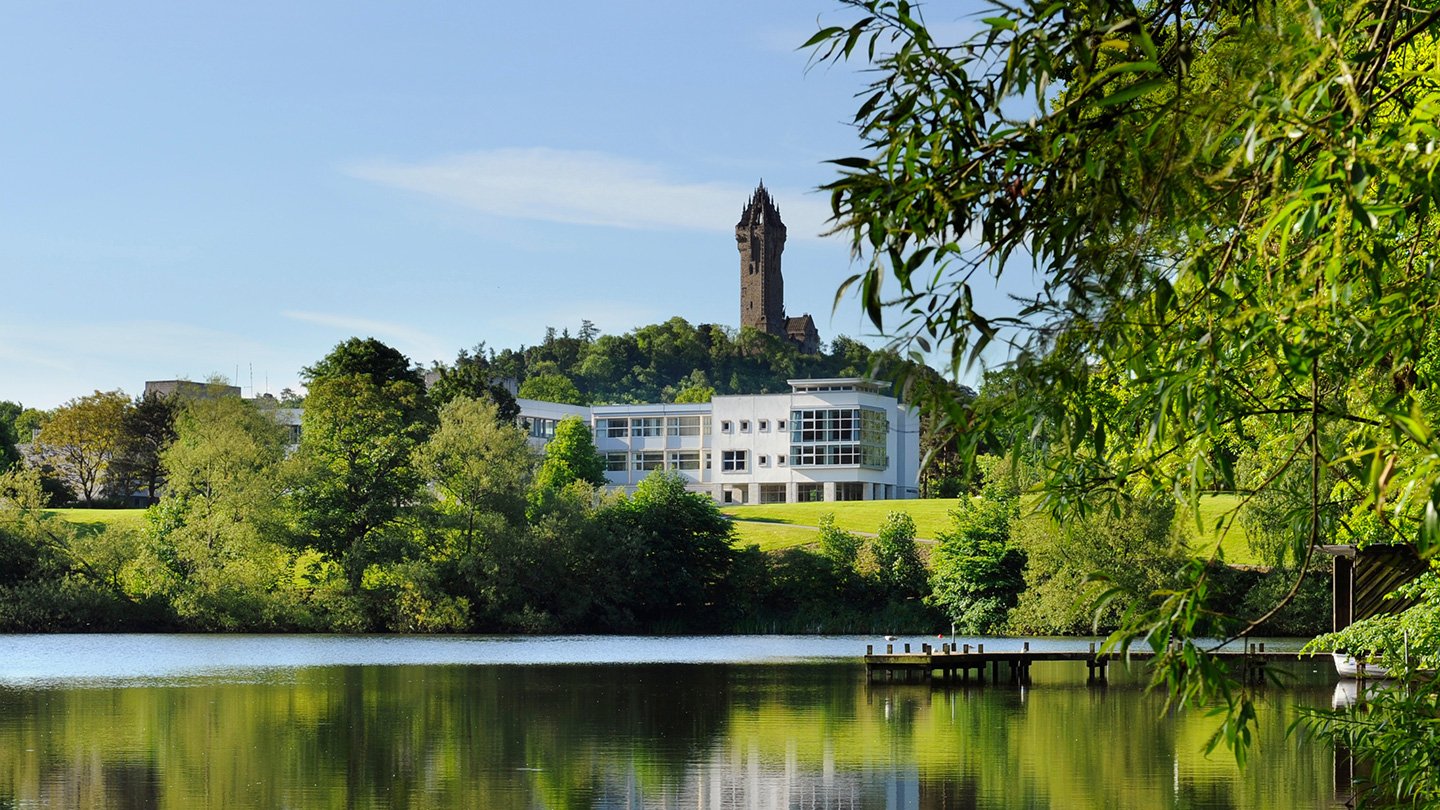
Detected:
[789,408,888,468]
[667,415,703,436]
[604,452,628,472]
[721,450,748,472]
[759,484,787,504]
[631,417,664,437]
[524,418,558,440]
[632,451,664,471]
[600,418,629,439]
[668,451,701,470]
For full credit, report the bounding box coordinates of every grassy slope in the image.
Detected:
[44,497,1261,564]
[725,493,1259,566]
[723,499,962,542]
[45,507,150,535]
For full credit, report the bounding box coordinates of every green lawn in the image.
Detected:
[41,496,1261,564]
[45,507,150,536]
[724,493,1262,566]
[1186,492,1256,565]
[724,498,962,541]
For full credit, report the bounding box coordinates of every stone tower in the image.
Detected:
[736,182,787,335]
[735,182,820,354]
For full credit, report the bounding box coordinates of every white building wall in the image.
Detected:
[515,379,920,504]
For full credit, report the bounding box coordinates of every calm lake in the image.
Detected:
[0,634,1342,809]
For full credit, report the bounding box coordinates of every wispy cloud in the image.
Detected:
[0,319,300,407]
[344,148,836,240]
[282,310,450,364]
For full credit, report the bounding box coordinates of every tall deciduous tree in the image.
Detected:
[415,397,535,551]
[34,390,129,504]
[599,471,735,628]
[872,511,926,599]
[291,339,434,588]
[429,344,520,422]
[134,396,294,628]
[108,391,178,504]
[0,401,21,471]
[532,416,607,494]
[810,0,1440,775]
[928,494,1025,634]
[518,373,586,406]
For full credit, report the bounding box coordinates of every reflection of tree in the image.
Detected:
[0,662,1336,808]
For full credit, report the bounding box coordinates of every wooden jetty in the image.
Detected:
[864,641,1312,686]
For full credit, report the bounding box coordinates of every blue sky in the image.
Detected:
[2,2,992,408]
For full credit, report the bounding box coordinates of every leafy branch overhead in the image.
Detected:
[810,0,1440,777]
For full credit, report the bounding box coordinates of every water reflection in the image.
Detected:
[0,658,1341,809]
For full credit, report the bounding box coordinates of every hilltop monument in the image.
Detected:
[736,183,820,353]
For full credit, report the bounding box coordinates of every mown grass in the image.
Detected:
[725,492,1261,566]
[1187,493,1256,565]
[45,507,150,536]
[42,496,1261,565]
[724,499,962,541]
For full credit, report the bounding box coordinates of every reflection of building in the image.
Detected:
[519,378,918,504]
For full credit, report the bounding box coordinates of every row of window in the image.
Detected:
[599,446,891,475]
[753,482,867,504]
[605,450,704,472]
[789,408,887,444]
[718,418,784,434]
[600,449,802,474]
[789,443,888,468]
[598,415,709,438]
[789,408,888,469]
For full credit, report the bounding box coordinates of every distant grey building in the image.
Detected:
[144,379,241,399]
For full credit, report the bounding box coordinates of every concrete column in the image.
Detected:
[823,482,836,502]
[747,483,761,505]
[786,482,798,504]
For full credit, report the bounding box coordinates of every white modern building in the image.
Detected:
[518,378,919,504]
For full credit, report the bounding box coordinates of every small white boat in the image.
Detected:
[1332,652,1391,680]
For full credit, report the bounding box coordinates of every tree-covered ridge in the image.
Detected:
[435,317,932,406]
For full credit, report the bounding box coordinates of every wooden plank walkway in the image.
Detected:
[864,641,1313,686]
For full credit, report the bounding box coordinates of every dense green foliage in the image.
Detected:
[107,390,178,503]
[130,396,301,629]
[0,336,947,634]
[292,377,430,590]
[532,416,607,494]
[425,345,520,422]
[0,400,21,471]
[0,469,150,630]
[33,390,129,503]
[811,0,1440,792]
[872,511,927,598]
[928,493,1024,635]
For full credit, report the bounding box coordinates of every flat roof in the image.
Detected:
[591,403,712,415]
[787,377,889,392]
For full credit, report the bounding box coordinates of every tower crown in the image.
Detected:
[736,182,786,235]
